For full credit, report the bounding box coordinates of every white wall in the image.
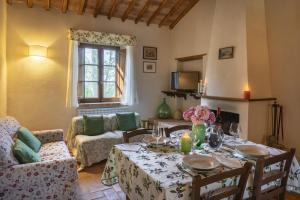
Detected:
[0,1,7,117]
[265,0,300,158]
[6,5,171,132]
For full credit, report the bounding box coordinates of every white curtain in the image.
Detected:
[121,46,139,106]
[66,40,79,108]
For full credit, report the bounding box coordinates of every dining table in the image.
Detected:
[101,135,300,200]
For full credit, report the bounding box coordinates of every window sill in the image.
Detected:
[78,102,124,109]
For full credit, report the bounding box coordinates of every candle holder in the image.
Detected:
[180,132,192,155]
[244,91,251,100]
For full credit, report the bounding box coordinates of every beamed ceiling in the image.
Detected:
[6,0,200,29]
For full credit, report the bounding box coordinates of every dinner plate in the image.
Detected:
[143,135,165,145]
[236,144,269,158]
[182,154,220,171]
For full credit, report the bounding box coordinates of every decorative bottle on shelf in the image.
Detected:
[156,98,172,119]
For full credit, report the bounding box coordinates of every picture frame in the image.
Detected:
[143,61,156,73]
[143,46,157,60]
[219,46,234,59]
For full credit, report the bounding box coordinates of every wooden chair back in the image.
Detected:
[123,129,151,143]
[252,148,296,200]
[164,125,192,137]
[192,162,252,200]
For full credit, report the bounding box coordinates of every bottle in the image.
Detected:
[215,107,222,128]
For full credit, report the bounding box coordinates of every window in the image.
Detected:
[78,44,125,103]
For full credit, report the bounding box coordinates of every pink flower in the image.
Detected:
[183,105,215,125]
[183,107,196,121]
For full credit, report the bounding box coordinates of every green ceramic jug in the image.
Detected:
[156,98,172,119]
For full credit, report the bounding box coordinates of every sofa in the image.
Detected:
[0,116,78,200]
[67,113,141,169]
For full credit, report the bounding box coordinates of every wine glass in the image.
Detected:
[152,127,162,146]
[191,131,199,152]
[229,122,242,140]
[207,125,223,149]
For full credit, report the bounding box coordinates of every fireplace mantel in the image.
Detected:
[162,90,276,102]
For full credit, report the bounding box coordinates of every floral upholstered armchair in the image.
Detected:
[0,116,78,200]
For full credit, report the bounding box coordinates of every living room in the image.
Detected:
[1,0,300,200]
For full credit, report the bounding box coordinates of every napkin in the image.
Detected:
[117,144,141,152]
[213,153,243,169]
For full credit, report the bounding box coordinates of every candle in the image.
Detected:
[244,91,251,99]
[181,132,192,154]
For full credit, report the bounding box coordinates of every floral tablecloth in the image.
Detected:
[101,136,300,200]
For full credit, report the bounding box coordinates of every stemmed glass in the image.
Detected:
[207,125,224,149]
[229,122,242,140]
[152,127,162,146]
[191,131,199,152]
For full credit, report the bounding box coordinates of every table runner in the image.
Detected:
[101,136,300,199]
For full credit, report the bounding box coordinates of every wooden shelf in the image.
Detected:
[175,54,207,62]
[162,91,276,102]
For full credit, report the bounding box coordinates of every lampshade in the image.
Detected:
[29,45,47,57]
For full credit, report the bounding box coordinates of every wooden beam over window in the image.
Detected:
[78,0,87,15]
[27,0,33,8]
[61,0,69,13]
[93,0,104,18]
[45,0,51,10]
[108,0,119,20]
[147,0,167,26]
[121,0,135,22]
[169,0,199,29]
[159,0,183,27]
[135,0,151,24]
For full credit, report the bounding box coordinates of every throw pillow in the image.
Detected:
[13,139,41,164]
[116,113,137,131]
[0,127,19,167]
[17,127,41,152]
[83,115,105,136]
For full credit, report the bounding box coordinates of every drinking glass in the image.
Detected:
[152,127,162,146]
[191,131,199,152]
[229,122,242,140]
[207,125,223,149]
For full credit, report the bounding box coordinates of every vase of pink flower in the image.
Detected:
[183,106,216,148]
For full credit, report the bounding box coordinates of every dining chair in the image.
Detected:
[192,162,253,200]
[123,129,152,143]
[252,148,296,200]
[164,125,192,137]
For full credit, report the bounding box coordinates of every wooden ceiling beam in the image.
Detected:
[135,0,151,24]
[169,0,199,29]
[61,0,69,13]
[147,0,168,26]
[27,0,33,8]
[78,0,87,15]
[121,0,135,22]
[93,0,104,18]
[108,0,119,20]
[159,0,184,27]
[45,0,51,10]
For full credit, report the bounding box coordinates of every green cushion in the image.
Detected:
[83,115,105,136]
[13,139,41,164]
[17,127,41,152]
[116,113,137,131]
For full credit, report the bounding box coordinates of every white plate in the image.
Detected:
[236,144,269,158]
[143,135,165,145]
[182,154,220,171]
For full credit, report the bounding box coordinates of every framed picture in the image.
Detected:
[219,46,234,59]
[143,46,157,60]
[143,61,156,73]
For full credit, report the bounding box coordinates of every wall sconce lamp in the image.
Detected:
[29,45,48,58]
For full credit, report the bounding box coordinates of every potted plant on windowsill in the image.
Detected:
[183,106,216,149]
